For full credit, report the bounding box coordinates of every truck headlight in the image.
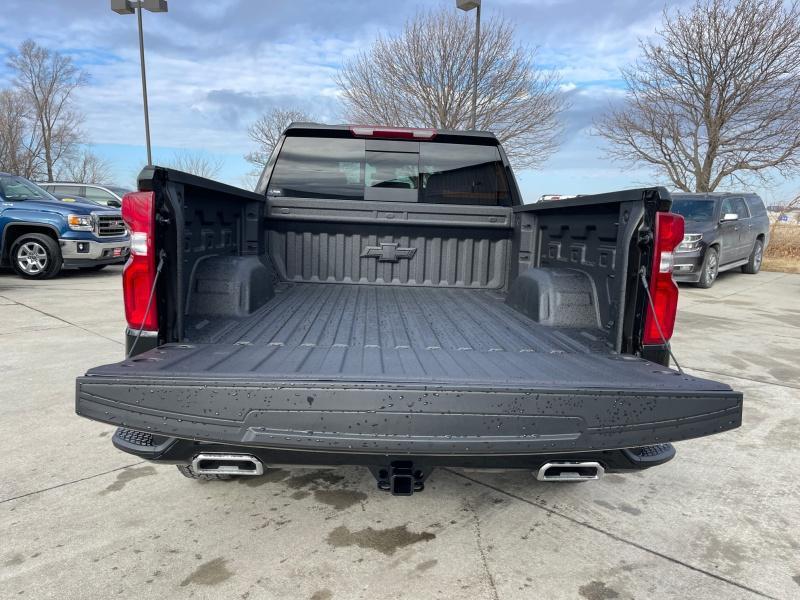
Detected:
[676,233,702,252]
[67,214,94,231]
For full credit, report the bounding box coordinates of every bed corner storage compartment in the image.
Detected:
[186,255,274,318]
[506,267,601,329]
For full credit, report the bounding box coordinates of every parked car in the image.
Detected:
[75,125,742,494]
[0,173,130,279]
[51,193,110,208]
[671,192,770,288]
[39,182,132,208]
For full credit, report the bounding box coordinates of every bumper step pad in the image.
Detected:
[112,427,175,458]
[622,443,676,466]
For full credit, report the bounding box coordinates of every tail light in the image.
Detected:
[643,212,685,345]
[121,191,158,331]
[349,126,436,139]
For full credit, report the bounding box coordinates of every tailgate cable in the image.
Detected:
[127,249,166,358]
[639,268,684,375]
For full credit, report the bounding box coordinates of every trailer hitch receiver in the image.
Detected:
[370,461,429,496]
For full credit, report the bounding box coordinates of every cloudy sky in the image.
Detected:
[0,0,797,203]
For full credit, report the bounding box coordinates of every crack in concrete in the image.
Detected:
[0,295,124,346]
[684,366,800,390]
[0,461,146,504]
[445,469,778,600]
[466,500,500,600]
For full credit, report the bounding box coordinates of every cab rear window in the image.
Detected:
[267,137,512,206]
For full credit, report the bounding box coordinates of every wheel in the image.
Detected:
[696,246,719,289]
[741,239,764,274]
[10,233,62,279]
[176,464,233,481]
[82,265,107,272]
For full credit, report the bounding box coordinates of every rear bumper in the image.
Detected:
[110,427,678,473]
[76,376,743,458]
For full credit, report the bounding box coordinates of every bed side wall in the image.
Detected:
[510,197,647,350]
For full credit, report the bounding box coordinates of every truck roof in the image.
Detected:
[285,122,501,145]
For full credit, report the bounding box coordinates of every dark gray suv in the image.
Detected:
[671,192,770,288]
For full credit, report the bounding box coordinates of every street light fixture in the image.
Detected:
[457,0,481,130]
[111,0,169,166]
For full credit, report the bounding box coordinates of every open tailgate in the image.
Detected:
[77,344,742,455]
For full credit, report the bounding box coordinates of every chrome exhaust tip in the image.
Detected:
[191,453,264,476]
[536,461,604,482]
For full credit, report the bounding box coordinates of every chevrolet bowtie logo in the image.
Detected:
[361,243,417,262]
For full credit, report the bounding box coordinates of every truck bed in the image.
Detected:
[78,281,741,456]
[176,282,618,387]
[118,281,704,391]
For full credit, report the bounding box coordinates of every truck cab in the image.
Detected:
[0,173,131,279]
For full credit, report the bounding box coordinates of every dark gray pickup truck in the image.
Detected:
[75,124,742,495]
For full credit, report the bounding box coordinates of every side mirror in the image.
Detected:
[108,199,122,208]
[721,213,738,222]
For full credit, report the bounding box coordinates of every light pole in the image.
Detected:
[456,0,481,130]
[111,0,168,166]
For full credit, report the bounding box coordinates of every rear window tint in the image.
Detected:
[268,137,364,200]
[267,136,512,206]
[745,196,766,217]
[420,143,510,206]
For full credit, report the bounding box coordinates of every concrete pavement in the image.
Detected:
[1,266,798,599]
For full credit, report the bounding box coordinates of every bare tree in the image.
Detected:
[7,40,88,181]
[0,89,43,178]
[57,149,113,184]
[245,107,311,170]
[237,171,261,192]
[335,8,566,169]
[596,0,800,192]
[165,150,224,179]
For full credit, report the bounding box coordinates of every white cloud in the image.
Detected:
[4,0,798,199]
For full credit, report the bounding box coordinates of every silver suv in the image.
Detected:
[40,183,133,208]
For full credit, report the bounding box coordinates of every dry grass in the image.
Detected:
[763,225,800,273]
